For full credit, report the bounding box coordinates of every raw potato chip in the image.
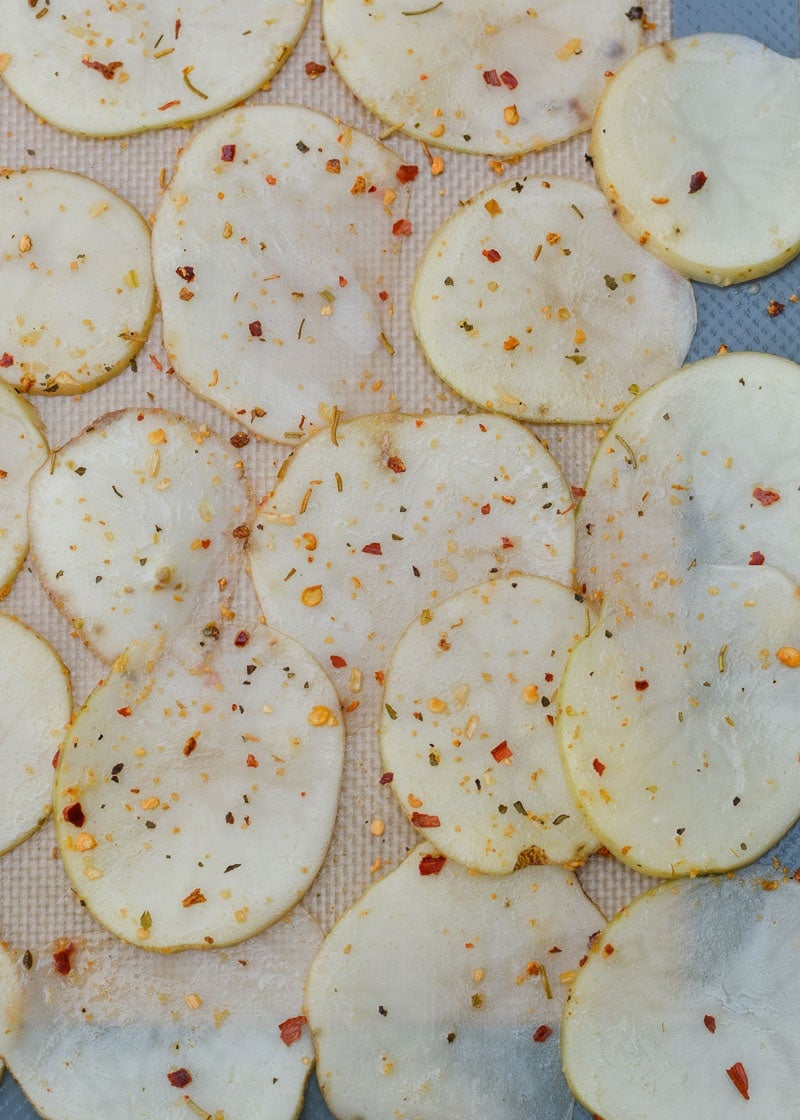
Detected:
[0,614,71,856]
[0,170,154,394]
[249,413,575,723]
[0,911,320,1120]
[28,409,252,663]
[306,844,603,1120]
[152,105,409,443]
[412,176,695,423]
[592,34,800,284]
[563,875,800,1120]
[380,577,597,872]
[558,564,800,878]
[576,352,800,608]
[54,619,344,951]
[0,382,48,598]
[322,0,642,156]
[0,0,312,137]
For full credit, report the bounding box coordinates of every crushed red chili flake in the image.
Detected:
[279,1015,307,1046]
[571,485,586,499]
[483,69,502,86]
[378,290,389,301]
[0,352,14,367]
[117,705,132,717]
[221,144,237,162]
[767,299,785,318]
[688,170,707,194]
[234,630,250,647]
[379,771,394,784]
[230,431,250,448]
[726,1062,750,1101]
[233,524,251,539]
[52,749,61,769]
[491,741,513,762]
[175,265,195,282]
[53,943,75,975]
[249,320,263,337]
[386,455,406,473]
[634,680,649,691]
[362,542,383,555]
[330,655,348,668]
[533,1025,552,1043]
[501,536,514,549]
[500,70,518,89]
[167,1068,192,1088]
[396,164,419,183]
[703,1014,717,1034]
[419,853,447,876]
[480,503,491,514]
[246,753,259,768]
[182,887,207,908]
[392,219,413,236]
[304,60,327,78]
[749,550,765,565]
[81,56,123,80]
[62,802,86,828]
[482,248,502,262]
[592,758,606,776]
[753,486,780,507]
[411,812,441,828]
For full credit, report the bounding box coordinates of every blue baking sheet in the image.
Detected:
[1,2,798,1119]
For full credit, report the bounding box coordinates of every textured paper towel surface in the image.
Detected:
[1,0,799,1117]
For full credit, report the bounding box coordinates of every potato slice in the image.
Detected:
[28,409,251,663]
[577,352,800,608]
[412,176,695,422]
[54,619,344,951]
[307,844,603,1120]
[592,34,800,284]
[0,1,311,137]
[558,564,800,878]
[249,413,575,723]
[0,170,154,394]
[322,0,642,156]
[152,105,409,443]
[380,576,597,872]
[0,382,48,598]
[0,615,71,856]
[563,874,800,1120]
[0,910,320,1120]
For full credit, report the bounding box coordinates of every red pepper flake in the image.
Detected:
[362,542,383,555]
[419,853,447,876]
[230,432,250,449]
[182,888,207,908]
[500,70,518,89]
[221,144,237,163]
[0,352,14,367]
[483,69,502,86]
[501,536,514,549]
[378,290,389,301]
[62,802,86,828]
[533,1025,552,1043]
[491,741,513,762]
[479,502,491,515]
[703,1014,717,1034]
[592,758,606,776]
[234,630,250,647]
[304,60,327,78]
[749,550,765,566]
[330,655,348,668]
[249,320,263,337]
[767,299,785,318]
[688,170,707,194]
[379,771,394,784]
[52,749,61,769]
[339,275,348,287]
[81,56,123,80]
[482,248,502,263]
[174,17,181,37]
[246,753,259,768]
[279,1015,307,1046]
[175,266,195,282]
[571,485,586,499]
[117,706,132,717]
[411,812,441,828]
[396,164,419,183]
[158,99,181,111]
[726,1062,750,1101]
[392,219,413,237]
[753,486,780,507]
[53,944,75,975]
[167,1068,192,1089]
[634,680,649,691]
[326,158,341,174]
[386,455,406,473]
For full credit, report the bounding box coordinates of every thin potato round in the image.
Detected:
[592,34,800,284]
[380,577,597,872]
[28,409,251,664]
[249,413,575,723]
[307,844,603,1120]
[322,0,642,156]
[0,382,48,598]
[0,0,311,137]
[0,614,71,856]
[558,564,800,878]
[152,105,410,443]
[576,352,800,608]
[54,619,344,951]
[563,875,800,1120]
[0,170,154,394]
[412,176,695,422]
[0,911,320,1120]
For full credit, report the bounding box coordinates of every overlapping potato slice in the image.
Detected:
[0,615,71,856]
[380,577,597,872]
[577,352,800,608]
[0,382,48,598]
[306,844,603,1120]
[152,106,409,443]
[412,176,695,422]
[592,34,800,284]
[0,0,311,137]
[562,875,800,1120]
[0,170,154,394]
[249,413,575,721]
[0,910,320,1120]
[322,0,642,156]
[28,409,251,663]
[54,619,344,951]
[559,564,800,878]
